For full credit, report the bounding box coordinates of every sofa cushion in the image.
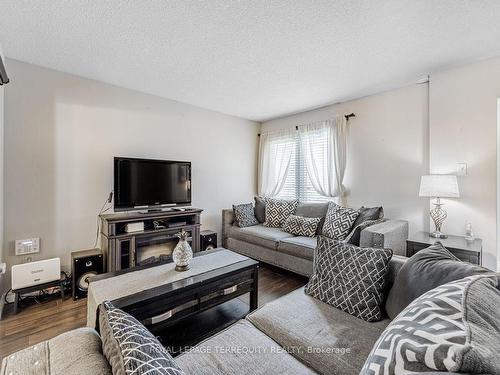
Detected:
[305,236,392,322]
[99,301,184,375]
[282,214,321,237]
[233,203,259,227]
[278,236,317,260]
[362,275,500,374]
[229,224,295,249]
[254,196,266,223]
[322,202,359,240]
[176,319,316,375]
[0,328,111,375]
[385,242,490,319]
[295,201,329,234]
[247,288,389,375]
[264,198,298,228]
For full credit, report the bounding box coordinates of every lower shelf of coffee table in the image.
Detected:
[152,298,249,356]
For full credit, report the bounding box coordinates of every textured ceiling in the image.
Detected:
[1,1,500,121]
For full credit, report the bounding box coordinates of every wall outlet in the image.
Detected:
[457,163,467,176]
[0,263,5,274]
[15,237,40,256]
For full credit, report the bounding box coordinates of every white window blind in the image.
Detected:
[275,128,331,202]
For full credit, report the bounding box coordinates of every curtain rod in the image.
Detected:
[257,113,356,136]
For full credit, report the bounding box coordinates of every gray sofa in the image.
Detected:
[2,256,476,375]
[222,206,409,276]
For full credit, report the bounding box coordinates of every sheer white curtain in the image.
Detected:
[298,116,348,204]
[258,128,296,197]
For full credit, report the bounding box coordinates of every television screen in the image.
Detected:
[114,157,191,211]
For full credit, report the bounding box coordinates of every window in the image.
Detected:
[258,117,347,202]
[276,128,331,202]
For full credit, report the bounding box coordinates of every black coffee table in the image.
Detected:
[92,248,259,355]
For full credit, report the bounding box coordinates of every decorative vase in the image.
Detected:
[173,229,193,271]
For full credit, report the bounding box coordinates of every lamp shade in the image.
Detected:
[419,175,460,198]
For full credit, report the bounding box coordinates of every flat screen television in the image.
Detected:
[114,157,191,211]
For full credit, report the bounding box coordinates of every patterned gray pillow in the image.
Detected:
[361,275,500,375]
[233,203,259,227]
[99,301,184,375]
[264,198,298,228]
[321,202,359,240]
[282,215,321,237]
[305,236,392,322]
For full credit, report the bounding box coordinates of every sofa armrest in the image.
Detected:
[360,219,409,256]
[222,209,235,247]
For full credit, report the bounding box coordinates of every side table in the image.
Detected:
[406,231,482,265]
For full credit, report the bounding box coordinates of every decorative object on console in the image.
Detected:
[173,229,193,271]
[305,236,392,322]
[465,221,475,241]
[282,214,321,237]
[232,203,259,227]
[419,174,460,238]
[71,249,104,300]
[362,275,500,374]
[99,301,185,375]
[263,198,298,228]
[386,242,488,319]
[321,202,359,240]
[200,230,217,251]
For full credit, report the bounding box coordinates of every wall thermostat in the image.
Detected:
[15,238,40,256]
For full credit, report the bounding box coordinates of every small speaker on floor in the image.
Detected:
[71,249,104,300]
[200,230,217,251]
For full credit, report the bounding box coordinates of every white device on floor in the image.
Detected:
[125,222,145,233]
[11,257,61,290]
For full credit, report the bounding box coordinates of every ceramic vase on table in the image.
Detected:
[173,229,193,271]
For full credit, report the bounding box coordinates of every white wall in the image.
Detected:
[429,56,500,271]
[262,84,430,236]
[4,60,259,283]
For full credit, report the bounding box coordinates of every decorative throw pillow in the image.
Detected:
[361,275,500,375]
[263,198,298,228]
[233,203,259,227]
[385,242,490,319]
[305,236,393,322]
[295,202,329,234]
[282,215,321,237]
[99,301,184,375]
[345,219,384,246]
[321,202,359,240]
[254,196,266,223]
[352,206,384,229]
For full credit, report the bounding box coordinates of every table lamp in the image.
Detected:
[419,175,460,238]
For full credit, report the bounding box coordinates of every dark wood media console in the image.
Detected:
[100,208,203,272]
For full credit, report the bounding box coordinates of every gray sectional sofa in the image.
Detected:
[223,203,409,276]
[0,256,404,375]
[3,255,483,375]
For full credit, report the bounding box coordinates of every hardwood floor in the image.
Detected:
[0,263,307,360]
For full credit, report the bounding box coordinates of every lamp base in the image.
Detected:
[429,231,448,239]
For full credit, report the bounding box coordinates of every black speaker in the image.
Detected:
[71,249,104,300]
[200,230,217,251]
